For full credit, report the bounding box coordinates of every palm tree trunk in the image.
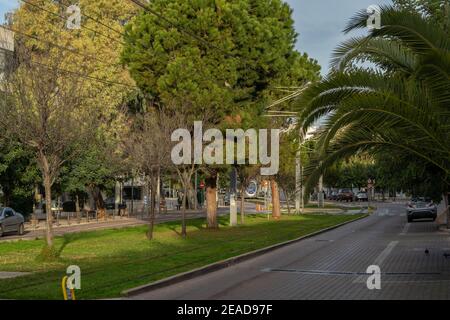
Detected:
[271,178,281,220]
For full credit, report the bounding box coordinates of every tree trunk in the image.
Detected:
[445,192,450,229]
[3,187,11,207]
[286,192,291,215]
[75,194,81,223]
[147,177,157,240]
[157,168,161,215]
[206,174,218,229]
[271,178,281,220]
[240,185,245,224]
[42,166,54,248]
[182,185,187,237]
[90,185,106,219]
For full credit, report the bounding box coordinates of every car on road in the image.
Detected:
[355,192,368,202]
[337,189,354,202]
[406,197,437,222]
[0,207,25,237]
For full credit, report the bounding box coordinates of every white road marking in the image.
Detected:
[374,241,399,265]
[400,223,410,235]
[353,241,399,283]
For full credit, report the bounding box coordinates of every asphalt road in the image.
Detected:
[132,202,450,300]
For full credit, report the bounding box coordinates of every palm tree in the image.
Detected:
[296,6,449,220]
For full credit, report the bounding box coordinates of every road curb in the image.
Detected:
[122,213,369,297]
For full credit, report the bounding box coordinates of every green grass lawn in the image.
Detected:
[0,213,364,300]
[303,203,366,210]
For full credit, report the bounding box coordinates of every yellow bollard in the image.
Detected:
[61,276,76,300]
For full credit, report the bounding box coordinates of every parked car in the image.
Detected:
[223,194,230,206]
[329,191,339,201]
[0,207,25,237]
[105,197,126,210]
[34,201,63,220]
[406,197,437,222]
[355,192,368,202]
[337,189,354,202]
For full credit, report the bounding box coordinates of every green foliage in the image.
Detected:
[0,142,40,215]
[374,154,445,201]
[393,0,450,29]
[122,0,319,125]
[324,157,375,189]
[60,147,117,195]
[297,5,450,199]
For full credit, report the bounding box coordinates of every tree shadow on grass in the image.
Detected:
[164,218,206,237]
[57,233,81,257]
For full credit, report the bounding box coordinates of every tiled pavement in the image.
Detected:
[131,203,450,300]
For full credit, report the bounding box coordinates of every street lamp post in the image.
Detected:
[264,83,311,215]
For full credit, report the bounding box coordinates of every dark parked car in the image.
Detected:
[406,197,437,222]
[0,207,25,237]
[329,191,339,201]
[337,189,354,202]
[105,197,126,210]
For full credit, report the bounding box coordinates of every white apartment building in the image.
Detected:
[0,25,14,81]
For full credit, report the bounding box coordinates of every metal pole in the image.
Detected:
[194,170,198,210]
[296,127,304,213]
[295,147,301,213]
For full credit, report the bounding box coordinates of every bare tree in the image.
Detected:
[0,42,96,255]
[124,107,171,240]
[167,107,214,236]
[236,165,260,224]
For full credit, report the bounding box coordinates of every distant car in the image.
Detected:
[34,201,63,220]
[105,197,126,210]
[355,192,368,202]
[406,197,437,222]
[329,191,339,201]
[0,207,25,237]
[337,189,354,202]
[223,194,230,206]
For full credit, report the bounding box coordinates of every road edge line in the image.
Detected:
[121,213,369,297]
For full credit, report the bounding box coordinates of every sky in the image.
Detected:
[0,0,392,73]
[285,0,392,73]
[0,0,17,21]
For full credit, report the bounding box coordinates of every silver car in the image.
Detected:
[0,207,25,237]
[355,192,368,202]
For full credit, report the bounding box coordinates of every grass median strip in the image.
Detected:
[0,213,364,299]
